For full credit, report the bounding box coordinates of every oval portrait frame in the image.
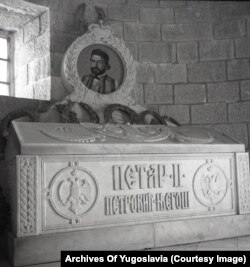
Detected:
[62,23,136,107]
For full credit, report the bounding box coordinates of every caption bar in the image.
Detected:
[61,251,249,265]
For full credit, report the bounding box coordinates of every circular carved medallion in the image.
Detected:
[193,163,228,208]
[49,167,99,219]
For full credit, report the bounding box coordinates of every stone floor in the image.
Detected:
[1,236,250,267]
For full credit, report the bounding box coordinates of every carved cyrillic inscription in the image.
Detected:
[105,191,190,215]
[17,156,37,236]
[105,193,154,215]
[113,164,183,191]
[236,153,250,214]
[42,156,235,232]
[154,191,189,211]
[106,163,189,216]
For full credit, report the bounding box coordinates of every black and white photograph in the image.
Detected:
[77,45,124,94]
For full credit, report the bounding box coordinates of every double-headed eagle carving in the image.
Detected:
[200,170,221,204]
[59,171,91,215]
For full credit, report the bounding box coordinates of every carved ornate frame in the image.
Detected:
[62,23,137,110]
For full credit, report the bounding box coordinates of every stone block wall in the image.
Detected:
[93,0,250,149]
[0,1,51,156]
[13,7,50,100]
[2,0,250,150]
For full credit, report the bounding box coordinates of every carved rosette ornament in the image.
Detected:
[62,22,143,113]
[236,153,250,214]
[48,162,99,224]
[193,160,228,210]
[17,156,37,236]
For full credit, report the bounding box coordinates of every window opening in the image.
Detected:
[0,36,10,96]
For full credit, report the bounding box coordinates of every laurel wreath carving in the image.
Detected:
[62,24,136,108]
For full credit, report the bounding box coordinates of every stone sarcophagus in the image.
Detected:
[2,121,250,266]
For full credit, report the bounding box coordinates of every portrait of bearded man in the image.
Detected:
[81,49,119,94]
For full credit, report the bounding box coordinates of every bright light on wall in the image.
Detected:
[0,37,9,96]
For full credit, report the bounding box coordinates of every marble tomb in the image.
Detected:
[0,121,250,266]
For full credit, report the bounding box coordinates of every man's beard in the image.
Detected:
[91,67,105,77]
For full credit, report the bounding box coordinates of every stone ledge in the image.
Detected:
[5,214,250,266]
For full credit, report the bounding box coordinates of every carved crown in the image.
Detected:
[88,22,112,39]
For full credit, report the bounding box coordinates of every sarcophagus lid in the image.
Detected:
[9,121,244,156]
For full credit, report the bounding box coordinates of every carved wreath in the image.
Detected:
[104,104,140,124]
[62,23,136,106]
